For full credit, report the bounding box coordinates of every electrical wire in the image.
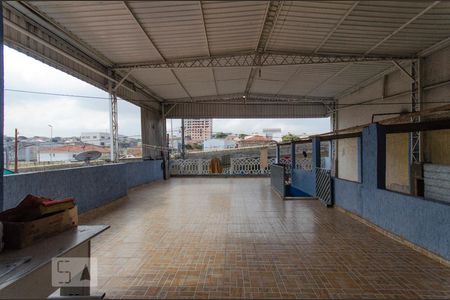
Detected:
[5,88,111,100]
[5,88,450,106]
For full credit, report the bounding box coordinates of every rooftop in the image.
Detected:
[40,144,110,153]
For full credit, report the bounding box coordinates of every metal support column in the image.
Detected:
[410,60,421,164]
[410,59,424,196]
[330,102,338,177]
[108,77,119,163]
[181,118,185,159]
[161,105,169,179]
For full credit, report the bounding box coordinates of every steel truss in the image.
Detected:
[109,89,119,163]
[163,93,334,104]
[113,52,415,70]
[410,60,421,164]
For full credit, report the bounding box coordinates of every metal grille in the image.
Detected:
[316,168,333,206]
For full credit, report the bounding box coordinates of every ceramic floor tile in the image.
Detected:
[79,178,450,299]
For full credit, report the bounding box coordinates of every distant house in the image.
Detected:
[18,145,39,162]
[123,146,142,158]
[203,138,236,151]
[81,132,110,146]
[238,134,274,148]
[40,144,110,162]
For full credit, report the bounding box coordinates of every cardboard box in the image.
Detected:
[2,206,78,249]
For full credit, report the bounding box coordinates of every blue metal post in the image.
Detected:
[362,124,386,189]
[275,144,280,164]
[312,137,321,169]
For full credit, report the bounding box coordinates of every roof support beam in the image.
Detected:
[305,64,352,97]
[4,2,162,108]
[122,1,192,99]
[262,1,437,101]
[113,52,415,70]
[322,2,438,101]
[392,60,416,82]
[418,35,450,57]
[198,1,219,96]
[275,0,355,98]
[244,1,284,97]
[163,93,334,104]
[335,62,406,99]
[364,1,440,55]
[313,1,359,54]
[113,70,133,92]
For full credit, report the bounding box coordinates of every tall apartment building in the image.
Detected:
[184,119,213,142]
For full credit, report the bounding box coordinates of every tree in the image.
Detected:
[281,133,300,142]
[212,132,228,139]
[238,133,248,139]
[193,143,203,150]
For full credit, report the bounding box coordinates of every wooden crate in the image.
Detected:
[2,206,78,249]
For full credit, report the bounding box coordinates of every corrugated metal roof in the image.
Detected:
[8,0,450,116]
[267,1,357,53]
[202,1,268,55]
[29,1,163,63]
[125,1,208,59]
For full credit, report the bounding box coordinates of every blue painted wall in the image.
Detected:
[291,169,314,196]
[126,160,163,188]
[3,160,163,213]
[333,178,362,214]
[288,185,310,197]
[334,125,450,260]
[290,137,321,197]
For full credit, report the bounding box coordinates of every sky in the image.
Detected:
[4,46,330,138]
[4,46,141,138]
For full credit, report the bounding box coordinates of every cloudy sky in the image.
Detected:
[4,46,330,138]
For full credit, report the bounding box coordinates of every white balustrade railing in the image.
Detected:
[170,157,273,175]
[169,157,315,176]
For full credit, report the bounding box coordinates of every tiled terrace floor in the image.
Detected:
[80,178,450,299]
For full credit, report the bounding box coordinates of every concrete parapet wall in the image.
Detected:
[3,160,163,213]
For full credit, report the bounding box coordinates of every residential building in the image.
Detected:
[203,138,236,151]
[39,144,110,162]
[123,146,142,158]
[169,136,182,151]
[263,128,282,141]
[184,119,212,142]
[18,144,39,162]
[81,132,110,146]
[238,134,274,148]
